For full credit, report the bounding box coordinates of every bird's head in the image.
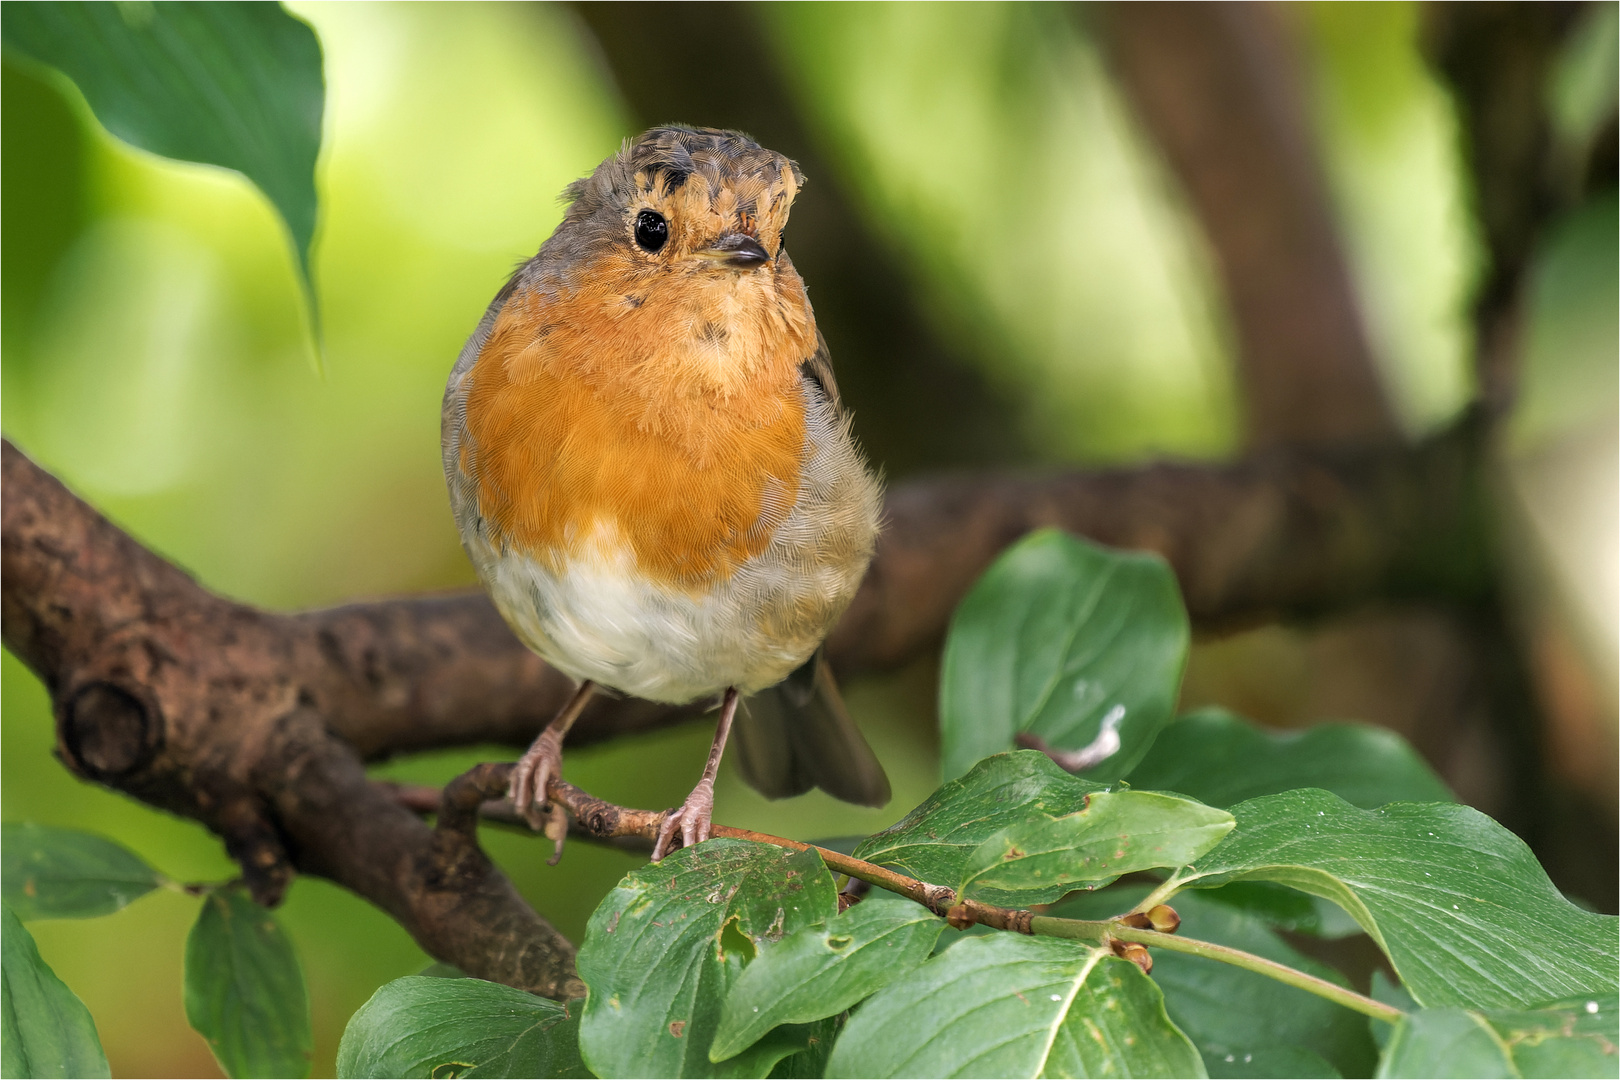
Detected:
[559,125,803,279]
[506,127,817,402]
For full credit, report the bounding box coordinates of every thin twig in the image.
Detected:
[713,825,960,915]
[430,763,1408,1024]
[384,781,654,852]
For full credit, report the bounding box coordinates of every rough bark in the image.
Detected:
[0,440,584,998]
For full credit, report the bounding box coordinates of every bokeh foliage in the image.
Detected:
[1,3,1613,1076]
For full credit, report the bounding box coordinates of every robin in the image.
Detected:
[442,126,890,862]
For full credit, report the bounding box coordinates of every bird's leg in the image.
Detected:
[653,687,739,861]
[511,680,595,861]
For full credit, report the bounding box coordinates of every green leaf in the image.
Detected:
[1376,1009,1516,1078]
[958,790,1233,903]
[2,822,163,920]
[711,893,944,1061]
[1125,708,1453,809]
[184,886,313,1079]
[577,839,839,1079]
[1370,971,1420,1050]
[1483,996,1618,1079]
[1193,880,1362,938]
[336,976,587,1079]
[417,962,470,979]
[852,751,1108,905]
[1182,789,1620,1010]
[940,529,1189,782]
[1377,995,1620,1078]
[0,1,324,298]
[1049,886,1378,1078]
[1,905,110,1079]
[1208,1047,1342,1078]
[823,934,1204,1078]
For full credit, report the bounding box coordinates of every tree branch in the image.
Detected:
[1424,2,1583,416]
[0,439,583,998]
[1094,1,1401,447]
[278,420,1487,759]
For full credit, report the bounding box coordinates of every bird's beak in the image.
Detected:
[695,232,771,270]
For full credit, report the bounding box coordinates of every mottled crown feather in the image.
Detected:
[525,126,806,286]
[563,126,804,218]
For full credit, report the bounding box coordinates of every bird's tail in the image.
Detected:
[732,650,891,807]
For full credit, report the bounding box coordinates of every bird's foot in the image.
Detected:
[511,728,569,863]
[652,779,716,862]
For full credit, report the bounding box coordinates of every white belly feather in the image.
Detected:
[452,378,880,704]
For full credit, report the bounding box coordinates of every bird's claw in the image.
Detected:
[511,729,565,840]
[543,803,569,865]
[652,780,716,861]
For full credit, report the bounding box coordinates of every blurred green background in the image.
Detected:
[1,3,1613,1076]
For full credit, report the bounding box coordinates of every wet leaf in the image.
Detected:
[1183,790,1620,1010]
[1483,995,1617,1079]
[1377,995,1620,1077]
[577,839,839,1078]
[1050,886,1378,1078]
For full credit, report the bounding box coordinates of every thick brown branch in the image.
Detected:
[5,424,1486,763]
[0,440,582,998]
[272,423,1489,762]
[1095,1,1400,447]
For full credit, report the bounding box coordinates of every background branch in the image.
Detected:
[2,413,1486,989]
[1094,1,1400,448]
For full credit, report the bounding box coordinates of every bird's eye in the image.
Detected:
[634,210,668,253]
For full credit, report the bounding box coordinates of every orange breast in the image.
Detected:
[462,271,813,589]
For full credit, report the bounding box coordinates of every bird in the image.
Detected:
[442,125,890,862]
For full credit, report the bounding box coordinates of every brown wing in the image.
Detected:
[732,650,891,808]
[732,334,887,805]
[799,330,843,414]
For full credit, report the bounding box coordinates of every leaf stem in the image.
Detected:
[700,829,1403,1024]
[1089,921,1402,1024]
[1129,871,1185,915]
